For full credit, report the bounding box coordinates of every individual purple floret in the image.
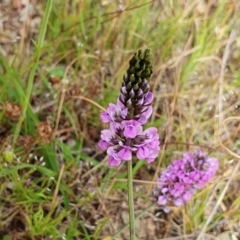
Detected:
[100,101,128,123]
[155,150,218,207]
[98,49,160,166]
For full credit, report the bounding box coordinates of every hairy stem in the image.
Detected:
[113,203,153,238]
[128,159,135,239]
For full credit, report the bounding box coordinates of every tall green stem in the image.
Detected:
[13,0,53,145]
[127,159,135,239]
[113,203,154,238]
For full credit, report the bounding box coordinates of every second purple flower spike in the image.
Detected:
[154,150,218,208]
[98,49,160,166]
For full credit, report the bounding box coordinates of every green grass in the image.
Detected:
[1,0,240,239]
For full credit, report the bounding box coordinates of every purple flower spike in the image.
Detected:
[98,49,160,166]
[154,150,218,208]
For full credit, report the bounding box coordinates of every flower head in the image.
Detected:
[154,150,218,208]
[98,49,160,166]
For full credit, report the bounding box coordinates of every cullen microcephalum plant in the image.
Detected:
[98,49,160,239]
[98,49,160,166]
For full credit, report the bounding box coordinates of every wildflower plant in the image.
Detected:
[98,49,160,166]
[98,49,160,239]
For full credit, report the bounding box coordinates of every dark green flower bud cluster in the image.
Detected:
[119,49,153,119]
[122,49,153,94]
[126,48,153,85]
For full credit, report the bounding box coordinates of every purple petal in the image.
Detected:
[158,195,167,205]
[116,98,128,119]
[145,144,160,161]
[107,147,121,161]
[161,187,168,194]
[110,122,122,133]
[145,157,155,163]
[189,171,201,181]
[173,198,184,206]
[121,108,128,119]
[124,126,137,138]
[169,183,184,197]
[150,139,160,147]
[182,191,194,202]
[138,115,147,125]
[100,112,111,122]
[118,148,132,161]
[101,129,114,142]
[137,89,143,97]
[144,105,153,118]
[120,86,127,95]
[109,156,121,166]
[137,97,144,105]
[138,106,153,124]
[143,127,159,140]
[98,140,111,150]
[136,146,149,160]
[122,120,143,138]
[182,176,193,184]
[107,103,118,119]
[144,92,153,104]
[119,95,126,104]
